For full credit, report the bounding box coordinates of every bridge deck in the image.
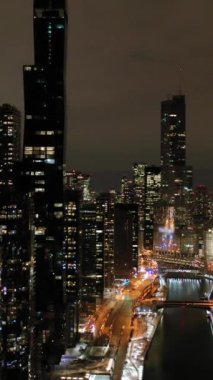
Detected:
[156,300,213,309]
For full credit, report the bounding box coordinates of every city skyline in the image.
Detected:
[0,2,212,377]
[0,0,213,191]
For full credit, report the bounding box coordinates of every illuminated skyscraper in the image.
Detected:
[0,104,20,193]
[120,176,133,203]
[21,0,67,366]
[161,95,186,200]
[0,104,35,379]
[144,166,161,250]
[64,189,81,345]
[132,162,146,223]
[96,191,115,289]
[65,170,93,202]
[0,196,35,380]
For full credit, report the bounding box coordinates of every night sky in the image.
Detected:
[0,0,213,192]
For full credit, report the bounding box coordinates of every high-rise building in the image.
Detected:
[0,104,21,193]
[132,162,147,254]
[20,0,67,366]
[96,191,116,289]
[132,162,147,223]
[80,202,104,315]
[0,104,35,379]
[65,170,103,317]
[192,185,213,256]
[144,166,161,250]
[114,203,138,278]
[120,176,133,203]
[204,229,213,268]
[64,189,81,346]
[160,95,186,200]
[65,170,93,202]
[0,103,22,260]
[0,196,35,380]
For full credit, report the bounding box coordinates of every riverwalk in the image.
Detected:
[121,285,167,379]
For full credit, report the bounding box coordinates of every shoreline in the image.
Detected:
[122,283,167,379]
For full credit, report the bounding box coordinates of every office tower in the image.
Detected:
[193,185,212,225]
[132,162,147,254]
[21,0,67,366]
[64,189,81,346]
[0,104,22,299]
[160,95,186,200]
[120,176,133,203]
[23,0,66,196]
[0,104,35,379]
[65,170,93,202]
[0,104,21,193]
[114,204,138,278]
[204,229,213,268]
[0,195,35,380]
[80,202,104,315]
[96,191,115,289]
[95,201,105,297]
[192,185,213,256]
[144,166,161,250]
[132,162,147,223]
[64,172,105,328]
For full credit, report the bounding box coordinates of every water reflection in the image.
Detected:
[143,278,213,380]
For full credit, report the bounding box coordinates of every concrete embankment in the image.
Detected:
[141,285,168,378]
[142,310,163,361]
[122,284,167,379]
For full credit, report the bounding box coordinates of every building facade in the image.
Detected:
[21,0,67,369]
[0,105,35,379]
[0,104,21,193]
[114,204,138,278]
[144,166,161,250]
[161,95,186,200]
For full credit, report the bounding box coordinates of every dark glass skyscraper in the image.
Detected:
[23,0,66,193]
[161,95,186,199]
[114,204,138,277]
[0,105,34,379]
[21,0,67,366]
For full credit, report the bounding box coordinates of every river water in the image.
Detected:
[143,278,213,380]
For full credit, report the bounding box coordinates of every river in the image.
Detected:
[143,277,213,380]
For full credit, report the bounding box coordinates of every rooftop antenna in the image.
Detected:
[178,66,183,95]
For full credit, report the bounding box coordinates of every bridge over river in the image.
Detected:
[135,299,213,315]
[155,299,213,310]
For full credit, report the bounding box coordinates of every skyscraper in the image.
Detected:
[96,191,115,289]
[23,0,66,196]
[144,166,161,250]
[160,95,186,200]
[120,176,134,204]
[64,189,81,345]
[114,203,138,277]
[0,196,35,380]
[21,0,67,366]
[65,170,93,202]
[0,104,20,193]
[132,162,147,223]
[0,105,35,379]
